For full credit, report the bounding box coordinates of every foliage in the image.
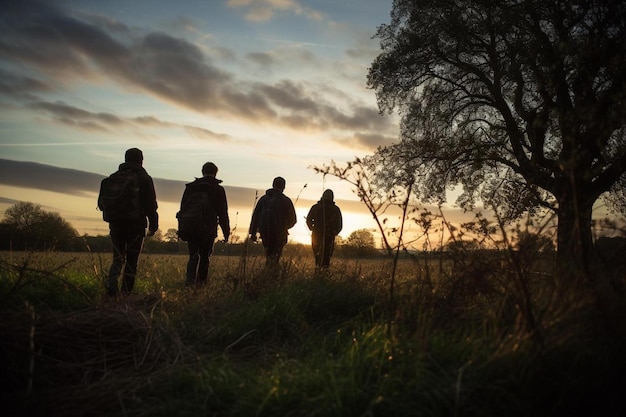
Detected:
[164,228,179,242]
[0,202,80,251]
[343,228,378,257]
[367,0,626,275]
[0,245,624,416]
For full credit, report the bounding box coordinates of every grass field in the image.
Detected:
[1,250,625,416]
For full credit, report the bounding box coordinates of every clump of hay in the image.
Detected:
[1,297,187,415]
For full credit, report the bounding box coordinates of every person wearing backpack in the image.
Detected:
[306,189,343,270]
[98,148,159,298]
[249,176,297,267]
[177,162,230,288]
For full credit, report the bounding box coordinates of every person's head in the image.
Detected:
[272,176,286,191]
[125,148,143,165]
[322,189,334,202]
[202,162,218,176]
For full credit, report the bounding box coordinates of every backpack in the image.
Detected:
[177,189,212,241]
[98,170,141,222]
[258,194,280,242]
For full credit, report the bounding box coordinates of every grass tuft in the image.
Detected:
[0,251,624,416]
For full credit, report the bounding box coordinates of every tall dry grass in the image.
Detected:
[0,246,624,417]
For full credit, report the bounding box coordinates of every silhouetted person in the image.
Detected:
[177,162,230,288]
[98,148,158,297]
[249,176,297,267]
[306,189,343,269]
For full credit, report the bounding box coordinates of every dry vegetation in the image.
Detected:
[0,249,624,416]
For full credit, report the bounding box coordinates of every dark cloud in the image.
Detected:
[0,158,267,208]
[0,158,105,198]
[0,70,53,100]
[126,32,231,109]
[220,88,277,121]
[28,101,123,132]
[0,0,393,140]
[0,196,23,205]
[324,105,388,131]
[260,80,319,112]
[352,132,395,148]
[26,99,237,142]
[246,52,275,68]
[0,158,368,214]
[1,1,230,110]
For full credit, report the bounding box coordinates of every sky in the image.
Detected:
[0,0,474,246]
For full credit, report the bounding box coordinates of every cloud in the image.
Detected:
[184,126,234,142]
[28,101,123,132]
[227,0,324,22]
[0,0,393,141]
[0,158,262,208]
[0,158,106,199]
[25,99,243,143]
[260,80,319,112]
[0,158,370,215]
[0,70,54,100]
[1,2,230,110]
[245,51,275,68]
[0,196,23,205]
[331,132,397,151]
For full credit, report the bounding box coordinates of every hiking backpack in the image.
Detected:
[257,194,280,241]
[97,170,141,222]
[177,189,212,241]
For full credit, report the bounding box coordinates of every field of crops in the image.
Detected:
[1,250,624,416]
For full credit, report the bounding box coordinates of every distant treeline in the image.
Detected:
[0,231,386,259]
[84,235,389,259]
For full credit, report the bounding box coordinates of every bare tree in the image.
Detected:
[368,0,626,277]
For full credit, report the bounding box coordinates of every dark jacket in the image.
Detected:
[180,175,230,239]
[249,188,297,241]
[306,200,342,238]
[112,162,158,232]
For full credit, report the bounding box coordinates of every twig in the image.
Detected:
[225,329,257,353]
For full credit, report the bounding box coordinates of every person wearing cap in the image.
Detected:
[104,148,159,297]
[179,162,230,288]
[249,176,297,267]
[306,189,343,269]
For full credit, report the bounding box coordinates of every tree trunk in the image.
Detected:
[556,190,594,281]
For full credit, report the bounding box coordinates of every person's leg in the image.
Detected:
[261,234,276,267]
[196,235,216,287]
[321,237,335,268]
[311,233,322,268]
[121,231,144,294]
[270,242,284,267]
[107,227,126,297]
[264,244,274,267]
[264,241,280,268]
[186,239,200,287]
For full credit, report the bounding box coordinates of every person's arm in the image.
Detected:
[143,175,159,234]
[218,186,230,240]
[335,206,343,235]
[286,198,297,229]
[306,205,315,230]
[248,197,263,239]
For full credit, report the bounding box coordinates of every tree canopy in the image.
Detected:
[1,202,80,251]
[368,0,626,274]
[343,229,378,257]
